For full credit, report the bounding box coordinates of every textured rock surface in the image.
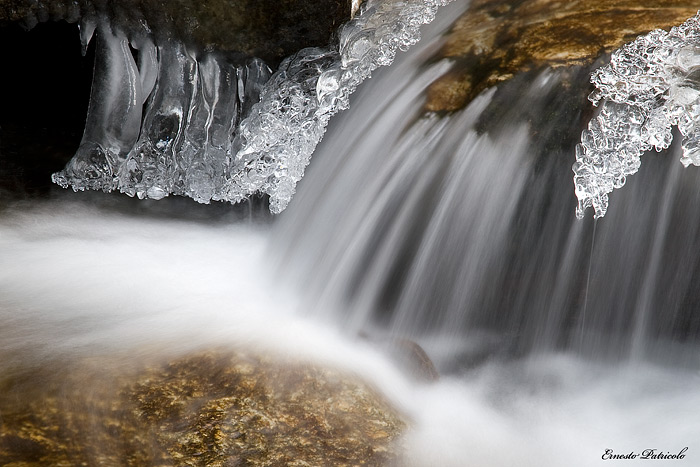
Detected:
[0,0,354,64]
[0,350,405,466]
[425,0,700,112]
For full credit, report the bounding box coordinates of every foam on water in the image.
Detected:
[0,199,396,374]
[401,355,700,467]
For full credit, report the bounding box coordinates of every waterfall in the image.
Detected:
[2,1,700,465]
[265,4,700,462]
[273,3,700,369]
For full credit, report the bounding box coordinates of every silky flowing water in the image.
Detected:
[2,2,700,465]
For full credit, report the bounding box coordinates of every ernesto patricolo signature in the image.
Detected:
[602,448,688,460]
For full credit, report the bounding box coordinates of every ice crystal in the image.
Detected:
[53,0,451,213]
[226,0,451,213]
[574,11,700,219]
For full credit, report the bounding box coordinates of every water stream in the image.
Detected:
[2,1,700,465]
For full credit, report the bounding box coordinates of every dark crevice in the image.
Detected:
[0,20,93,198]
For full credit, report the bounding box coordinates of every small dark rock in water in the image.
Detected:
[425,0,700,113]
[358,332,440,382]
[0,349,405,466]
[390,339,440,382]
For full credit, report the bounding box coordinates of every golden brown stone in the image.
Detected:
[425,0,699,112]
[0,350,405,466]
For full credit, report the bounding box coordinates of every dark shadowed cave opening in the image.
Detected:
[0,20,92,197]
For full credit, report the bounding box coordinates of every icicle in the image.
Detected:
[180,54,239,203]
[117,40,197,200]
[133,36,158,104]
[79,16,96,56]
[52,0,453,212]
[52,24,143,192]
[237,58,272,118]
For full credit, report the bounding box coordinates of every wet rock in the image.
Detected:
[0,349,405,466]
[360,332,440,382]
[389,339,440,382]
[425,0,699,112]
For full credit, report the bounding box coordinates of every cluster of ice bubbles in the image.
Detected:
[53,0,451,213]
[573,11,700,219]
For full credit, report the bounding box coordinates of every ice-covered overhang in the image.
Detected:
[0,0,443,212]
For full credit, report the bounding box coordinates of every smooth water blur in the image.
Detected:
[274,3,700,368]
[2,194,699,466]
[0,196,404,380]
[268,1,700,463]
[401,354,700,467]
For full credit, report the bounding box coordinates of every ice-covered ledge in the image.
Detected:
[573,11,700,219]
[48,0,450,213]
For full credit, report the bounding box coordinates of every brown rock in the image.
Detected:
[426,0,699,112]
[0,349,405,466]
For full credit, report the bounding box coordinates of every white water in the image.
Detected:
[1,197,699,466]
[0,199,386,374]
[3,2,700,466]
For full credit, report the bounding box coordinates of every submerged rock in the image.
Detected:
[0,349,405,466]
[425,0,699,112]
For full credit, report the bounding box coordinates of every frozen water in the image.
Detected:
[117,39,199,200]
[574,12,700,218]
[52,25,143,193]
[133,36,158,105]
[53,0,452,213]
[228,0,451,213]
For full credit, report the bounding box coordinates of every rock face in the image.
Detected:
[0,350,405,466]
[425,0,700,112]
[0,0,354,64]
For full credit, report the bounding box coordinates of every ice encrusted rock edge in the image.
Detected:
[225,0,452,213]
[573,11,700,219]
[53,0,452,213]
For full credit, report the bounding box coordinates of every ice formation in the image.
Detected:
[573,11,700,219]
[53,0,451,213]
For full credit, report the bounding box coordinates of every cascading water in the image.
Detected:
[274,20,700,367]
[2,1,700,466]
[270,1,700,462]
